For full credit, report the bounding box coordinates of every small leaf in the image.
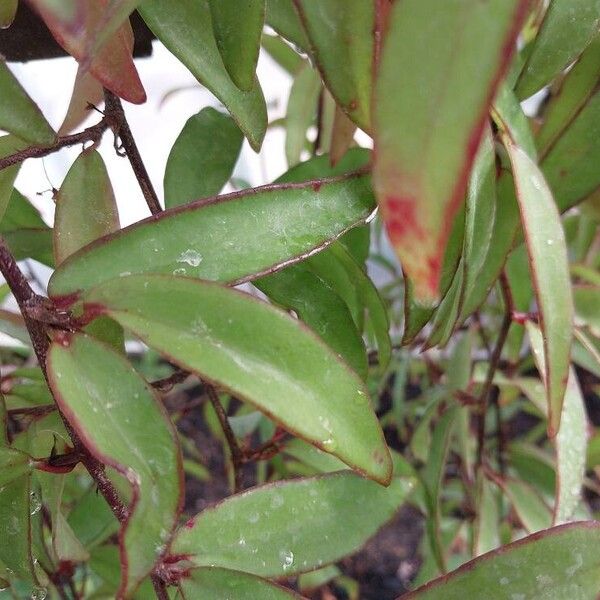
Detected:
[472,475,500,557]
[209,0,265,92]
[261,33,305,75]
[164,107,243,208]
[0,61,56,145]
[373,0,527,303]
[293,0,374,131]
[139,0,267,151]
[527,322,588,525]
[0,0,18,28]
[537,36,600,156]
[405,522,600,599]
[46,333,183,597]
[179,567,304,599]
[54,150,119,265]
[172,472,414,576]
[48,173,376,296]
[265,0,310,51]
[516,0,600,99]
[58,66,104,135]
[285,64,321,167]
[28,0,145,104]
[0,135,27,224]
[80,275,392,484]
[506,141,574,436]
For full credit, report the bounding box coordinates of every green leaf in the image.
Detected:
[373,0,527,303]
[516,0,600,100]
[293,0,374,131]
[0,0,18,28]
[527,322,588,525]
[255,263,368,379]
[0,135,26,224]
[54,150,119,265]
[2,228,54,267]
[506,141,573,436]
[28,0,145,104]
[0,470,35,581]
[209,0,265,92]
[472,475,500,557]
[139,0,267,151]
[0,61,56,145]
[542,90,600,212]
[80,275,392,484]
[179,567,304,599]
[0,190,47,232]
[48,173,376,296]
[172,472,414,576]
[261,34,305,75]
[0,447,31,486]
[265,0,309,51]
[405,522,600,599]
[46,333,183,597]
[285,64,321,167]
[537,36,600,156]
[164,107,243,208]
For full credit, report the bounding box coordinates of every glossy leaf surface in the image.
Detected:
[178,567,303,599]
[172,472,413,576]
[516,0,600,99]
[139,0,267,151]
[46,333,183,596]
[507,141,573,436]
[293,0,374,131]
[373,0,526,303]
[54,150,119,265]
[209,0,265,91]
[164,107,243,208]
[49,174,376,296]
[0,61,56,145]
[28,0,145,103]
[81,275,392,483]
[405,522,600,599]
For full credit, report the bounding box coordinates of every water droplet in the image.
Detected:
[546,239,554,245]
[177,249,202,267]
[279,549,294,571]
[119,271,131,277]
[322,437,337,451]
[238,537,246,546]
[172,267,187,276]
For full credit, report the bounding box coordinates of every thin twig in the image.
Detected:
[103,89,162,215]
[152,369,190,393]
[0,119,109,172]
[205,383,244,492]
[151,575,170,600]
[475,272,513,470]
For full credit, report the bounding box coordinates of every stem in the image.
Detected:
[151,575,170,600]
[0,119,109,172]
[205,383,244,492]
[475,273,512,469]
[103,89,162,215]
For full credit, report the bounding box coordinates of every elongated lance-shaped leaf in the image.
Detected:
[59,66,104,135]
[542,90,600,212]
[54,150,120,265]
[537,36,600,157]
[46,333,183,597]
[209,0,265,92]
[472,475,500,557]
[373,0,527,303]
[404,521,600,599]
[255,264,368,379]
[164,107,243,208]
[505,141,573,436]
[527,322,587,525]
[79,275,392,483]
[139,0,267,151]
[48,174,376,297]
[28,0,145,104]
[516,0,600,100]
[293,0,374,131]
[179,567,305,599]
[172,472,413,576]
[0,61,56,145]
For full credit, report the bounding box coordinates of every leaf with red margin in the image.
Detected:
[373,0,528,304]
[46,332,183,597]
[28,0,145,104]
[402,522,600,599]
[505,141,574,436]
[77,274,392,485]
[179,567,306,599]
[171,472,414,577]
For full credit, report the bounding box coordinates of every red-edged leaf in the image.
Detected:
[373,0,527,303]
[28,0,145,104]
